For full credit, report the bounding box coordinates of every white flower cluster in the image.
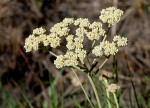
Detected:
[24,19,74,52]
[99,7,123,26]
[24,7,127,69]
[24,27,46,52]
[74,18,90,27]
[113,35,128,46]
[92,41,118,57]
[92,35,127,57]
[54,51,78,68]
[106,84,120,93]
[47,18,74,48]
[86,22,105,40]
[55,18,89,68]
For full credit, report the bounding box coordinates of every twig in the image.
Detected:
[19,48,50,106]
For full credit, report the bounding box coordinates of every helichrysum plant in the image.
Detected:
[24,7,127,108]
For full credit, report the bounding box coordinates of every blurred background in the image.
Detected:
[0,0,150,108]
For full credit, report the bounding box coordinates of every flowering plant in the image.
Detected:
[24,7,127,108]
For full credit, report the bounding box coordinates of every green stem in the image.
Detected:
[71,68,94,108]
[95,58,108,74]
[86,57,91,67]
[103,79,111,108]
[92,58,97,64]
[88,73,102,108]
[102,35,107,42]
[102,27,110,42]
[72,65,85,72]
[86,40,96,67]
[49,51,57,57]
[99,58,108,69]
[92,40,96,47]
[113,93,119,108]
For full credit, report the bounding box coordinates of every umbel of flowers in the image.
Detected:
[24,7,127,69]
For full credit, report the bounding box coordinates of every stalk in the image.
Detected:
[71,68,94,108]
[113,93,119,108]
[88,73,102,108]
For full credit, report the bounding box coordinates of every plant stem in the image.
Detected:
[71,68,94,108]
[72,65,85,72]
[102,35,107,42]
[92,58,97,64]
[99,58,108,69]
[88,73,102,108]
[49,51,57,57]
[103,79,111,108]
[102,27,110,42]
[113,93,119,108]
[92,40,96,47]
[95,58,108,74]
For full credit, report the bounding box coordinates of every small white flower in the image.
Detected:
[74,18,90,27]
[62,18,74,25]
[99,7,123,26]
[92,41,118,57]
[75,49,86,64]
[46,33,61,48]
[54,55,64,68]
[87,22,105,40]
[107,84,120,93]
[113,35,128,46]
[76,27,87,37]
[33,27,46,35]
[64,51,78,66]
[66,41,75,50]
[74,37,84,49]
[24,35,39,52]
[92,45,103,57]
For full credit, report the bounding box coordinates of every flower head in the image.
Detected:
[66,35,75,50]
[74,18,90,27]
[92,45,103,57]
[87,22,105,40]
[107,84,120,93]
[113,35,128,46]
[62,18,74,26]
[75,49,86,64]
[92,41,118,57]
[33,27,46,35]
[24,7,127,70]
[24,35,39,52]
[99,7,123,26]
[54,55,64,68]
[64,51,78,66]
[47,33,61,48]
